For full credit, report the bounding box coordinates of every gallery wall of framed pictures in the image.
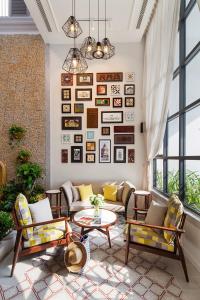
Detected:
[60,72,136,164]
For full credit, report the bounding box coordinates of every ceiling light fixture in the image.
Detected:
[93,0,104,59]
[62,43,88,74]
[62,0,82,38]
[80,0,96,60]
[102,0,115,59]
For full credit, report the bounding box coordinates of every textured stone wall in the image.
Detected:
[0,35,46,183]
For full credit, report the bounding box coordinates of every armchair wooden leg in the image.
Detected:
[11,230,22,277]
[177,238,189,282]
[125,224,131,265]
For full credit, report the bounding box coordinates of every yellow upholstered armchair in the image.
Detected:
[11,194,71,276]
[125,195,189,282]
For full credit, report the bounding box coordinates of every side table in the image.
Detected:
[134,190,151,220]
[45,189,62,217]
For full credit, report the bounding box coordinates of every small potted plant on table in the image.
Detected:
[89,194,104,217]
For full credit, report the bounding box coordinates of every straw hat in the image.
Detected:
[64,241,87,273]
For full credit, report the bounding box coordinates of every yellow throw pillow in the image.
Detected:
[104,185,117,202]
[78,184,93,201]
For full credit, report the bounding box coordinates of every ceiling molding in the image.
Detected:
[46,0,60,32]
[0,17,38,34]
[35,0,52,32]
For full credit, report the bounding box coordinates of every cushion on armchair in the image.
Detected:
[28,198,53,228]
[122,181,135,204]
[145,200,167,232]
[15,193,33,240]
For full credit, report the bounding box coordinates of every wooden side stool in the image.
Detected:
[45,189,62,216]
[133,190,151,220]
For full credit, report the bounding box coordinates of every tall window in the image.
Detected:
[153,0,200,215]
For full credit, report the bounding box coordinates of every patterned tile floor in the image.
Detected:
[0,216,198,300]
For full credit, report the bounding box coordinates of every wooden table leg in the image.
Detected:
[106,227,111,248]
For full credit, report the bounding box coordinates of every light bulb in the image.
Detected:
[87,44,92,52]
[70,23,75,33]
[72,57,78,68]
[104,45,108,53]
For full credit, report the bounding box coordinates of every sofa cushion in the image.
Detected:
[70,200,125,213]
[103,185,117,201]
[62,181,73,205]
[78,184,94,201]
[71,185,80,201]
[122,181,135,204]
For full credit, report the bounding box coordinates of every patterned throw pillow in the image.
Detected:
[163,194,183,243]
[15,193,33,240]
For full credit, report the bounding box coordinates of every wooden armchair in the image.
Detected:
[125,196,189,282]
[11,200,71,277]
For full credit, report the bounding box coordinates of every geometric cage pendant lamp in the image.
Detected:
[102,0,115,59]
[93,0,104,59]
[62,0,82,38]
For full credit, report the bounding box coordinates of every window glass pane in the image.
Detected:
[185,0,190,7]
[168,76,179,116]
[0,0,9,17]
[186,3,200,55]
[168,160,179,195]
[168,118,179,156]
[186,105,200,155]
[186,52,200,105]
[185,160,200,213]
[156,159,163,191]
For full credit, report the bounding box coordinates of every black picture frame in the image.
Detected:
[124,84,135,95]
[71,146,83,163]
[74,103,84,113]
[76,73,93,86]
[101,127,110,136]
[101,111,123,123]
[86,141,96,151]
[125,97,135,107]
[74,134,83,143]
[113,97,123,108]
[62,103,71,113]
[86,153,95,163]
[114,146,126,163]
[96,84,107,95]
[75,88,92,101]
[62,116,82,130]
[61,88,71,100]
[99,139,111,163]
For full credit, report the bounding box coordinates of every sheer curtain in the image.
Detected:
[142,0,180,190]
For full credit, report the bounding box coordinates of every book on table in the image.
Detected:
[78,216,101,225]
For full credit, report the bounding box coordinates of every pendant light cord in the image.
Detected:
[105,0,107,38]
[72,0,74,16]
[98,0,99,41]
[89,0,91,36]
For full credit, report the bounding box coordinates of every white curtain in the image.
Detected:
[142,0,180,190]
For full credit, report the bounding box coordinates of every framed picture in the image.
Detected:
[95,98,110,106]
[61,134,71,144]
[97,84,107,95]
[114,146,126,163]
[86,131,94,139]
[125,72,135,82]
[87,108,98,128]
[86,153,95,163]
[114,126,134,133]
[77,73,93,86]
[61,73,73,86]
[99,139,111,163]
[114,134,134,144]
[86,141,96,151]
[75,88,92,101]
[96,72,123,82]
[61,88,71,100]
[111,84,121,96]
[128,149,135,163]
[74,103,84,113]
[71,146,83,163]
[74,134,83,143]
[101,127,110,136]
[125,97,135,107]
[61,149,68,163]
[62,116,82,130]
[124,84,135,95]
[101,111,123,123]
[62,103,71,113]
[125,111,134,122]
[113,98,122,108]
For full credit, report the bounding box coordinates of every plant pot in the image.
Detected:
[0,230,16,262]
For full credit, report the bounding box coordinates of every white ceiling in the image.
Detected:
[24,0,156,44]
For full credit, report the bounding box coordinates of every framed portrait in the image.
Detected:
[86,153,95,163]
[86,141,96,151]
[101,127,110,136]
[76,73,93,86]
[124,84,135,95]
[113,97,122,108]
[128,149,135,163]
[61,73,73,86]
[97,84,107,95]
[101,111,123,123]
[62,116,82,130]
[95,98,110,106]
[62,103,71,113]
[111,84,121,96]
[74,134,83,143]
[71,146,83,163]
[114,146,126,163]
[125,97,135,107]
[74,103,84,113]
[99,139,111,163]
[125,111,134,122]
[61,88,71,100]
[75,88,92,101]
[96,72,123,82]
[61,149,68,163]
[114,134,134,144]
[61,134,71,144]
[86,131,94,140]
[125,72,135,82]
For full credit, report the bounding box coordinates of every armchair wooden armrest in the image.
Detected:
[132,207,148,211]
[126,219,185,234]
[16,216,70,231]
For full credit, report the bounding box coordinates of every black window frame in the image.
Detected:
[153,0,200,215]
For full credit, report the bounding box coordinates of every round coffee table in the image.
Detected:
[73,209,117,248]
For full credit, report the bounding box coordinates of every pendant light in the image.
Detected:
[62,0,82,38]
[93,0,104,59]
[80,0,96,60]
[102,0,115,59]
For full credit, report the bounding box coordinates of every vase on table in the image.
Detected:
[94,205,100,217]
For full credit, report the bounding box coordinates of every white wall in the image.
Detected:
[49,42,145,188]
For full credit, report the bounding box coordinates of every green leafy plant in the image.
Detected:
[9,124,26,148]
[17,149,31,164]
[16,162,42,193]
[0,211,14,240]
[89,194,104,207]
[0,181,22,212]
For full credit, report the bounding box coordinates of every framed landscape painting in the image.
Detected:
[99,139,111,163]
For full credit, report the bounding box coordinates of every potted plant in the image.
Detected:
[17,149,31,164]
[89,194,104,217]
[0,211,14,241]
[9,124,26,147]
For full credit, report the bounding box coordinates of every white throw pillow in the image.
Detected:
[29,198,53,224]
[62,181,73,205]
[145,200,167,232]
[71,185,80,201]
